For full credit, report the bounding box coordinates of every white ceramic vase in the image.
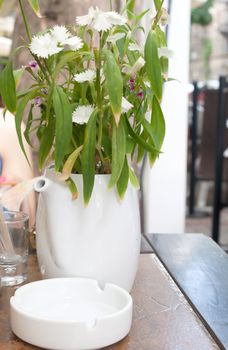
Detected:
[34,167,141,291]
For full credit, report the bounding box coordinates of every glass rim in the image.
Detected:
[3,210,29,224]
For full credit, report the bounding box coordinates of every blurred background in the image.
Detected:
[0,0,227,250]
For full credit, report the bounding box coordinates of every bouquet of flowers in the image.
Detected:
[0,0,170,204]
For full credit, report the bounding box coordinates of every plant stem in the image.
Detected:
[97,147,105,163]
[71,136,78,150]
[109,0,113,10]
[19,0,51,85]
[95,35,104,159]
[34,57,52,85]
[18,0,32,42]
[152,0,165,30]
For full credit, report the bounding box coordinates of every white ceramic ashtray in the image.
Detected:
[10,277,133,350]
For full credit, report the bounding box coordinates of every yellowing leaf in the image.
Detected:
[28,0,42,17]
[65,177,78,200]
[62,145,83,180]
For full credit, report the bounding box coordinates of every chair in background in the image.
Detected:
[188,77,228,243]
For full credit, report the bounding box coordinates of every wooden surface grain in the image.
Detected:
[0,253,220,350]
[147,233,228,350]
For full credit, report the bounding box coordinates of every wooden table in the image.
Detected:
[0,234,226,350]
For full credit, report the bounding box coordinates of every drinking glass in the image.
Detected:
[0,211,29,286]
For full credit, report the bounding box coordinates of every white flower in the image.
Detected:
[158,47,173,59]
[72,105,95,124]
[160,8,169,26]
[122,57,145,75]
[105,11,127,26]
[76,6,96,26]
[107,32,125,43]
[122,97,133,114]
[74,69,96,83]
[50,25,71,43]
[130,57,145,75]
[76,6,127,32]
[63,36,83,51]
[151,7,169,26]
[128,43,143,54]
[30,33,63,58]
[144,81,150,88]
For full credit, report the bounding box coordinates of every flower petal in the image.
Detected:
[74,69,96,83]
[122,97,133,114]
[107,33,125,43]
[76,6,97,26]
[30,33,63,58]
[51,25,71,43]
[93,14,113,32]
[128,42,143,54]
[105,11,127,26]
[63,36,83,51]
[72,105,95,124]
[76,7,127,32]
[158,47,173,59]
[132,57,145,74]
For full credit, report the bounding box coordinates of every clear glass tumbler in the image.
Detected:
[0,211,29,286]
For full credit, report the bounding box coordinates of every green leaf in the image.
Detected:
[141,118,156,147]
[122,0,134,15]
[155,26,167,47]
[81,111,97,205]
[0,0,4,8]
[125,0,135,19]
[28,0,41,17]
[23,106,33,147]
[103,49,123,125]
[154,0,162,11]
[144,30,162,101]
[134,9,150,27]
[155,26,168,74]
[137,130,148,163]
[0,60,16,113]
[117,157,129,199]
[15,89,38,164]
[129,167,140,189]
[65,177,78,200]
[38,117,55,169]
[151,95,166,150]
[53,86,72,171]
[160,57,168,75]
[62,145,83,180]
[147,96,166,166]
[108,118,126,188]
[124,116,157,153]
[54,52,80,79]
[13,67,25,87]
[148,150,157,167]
